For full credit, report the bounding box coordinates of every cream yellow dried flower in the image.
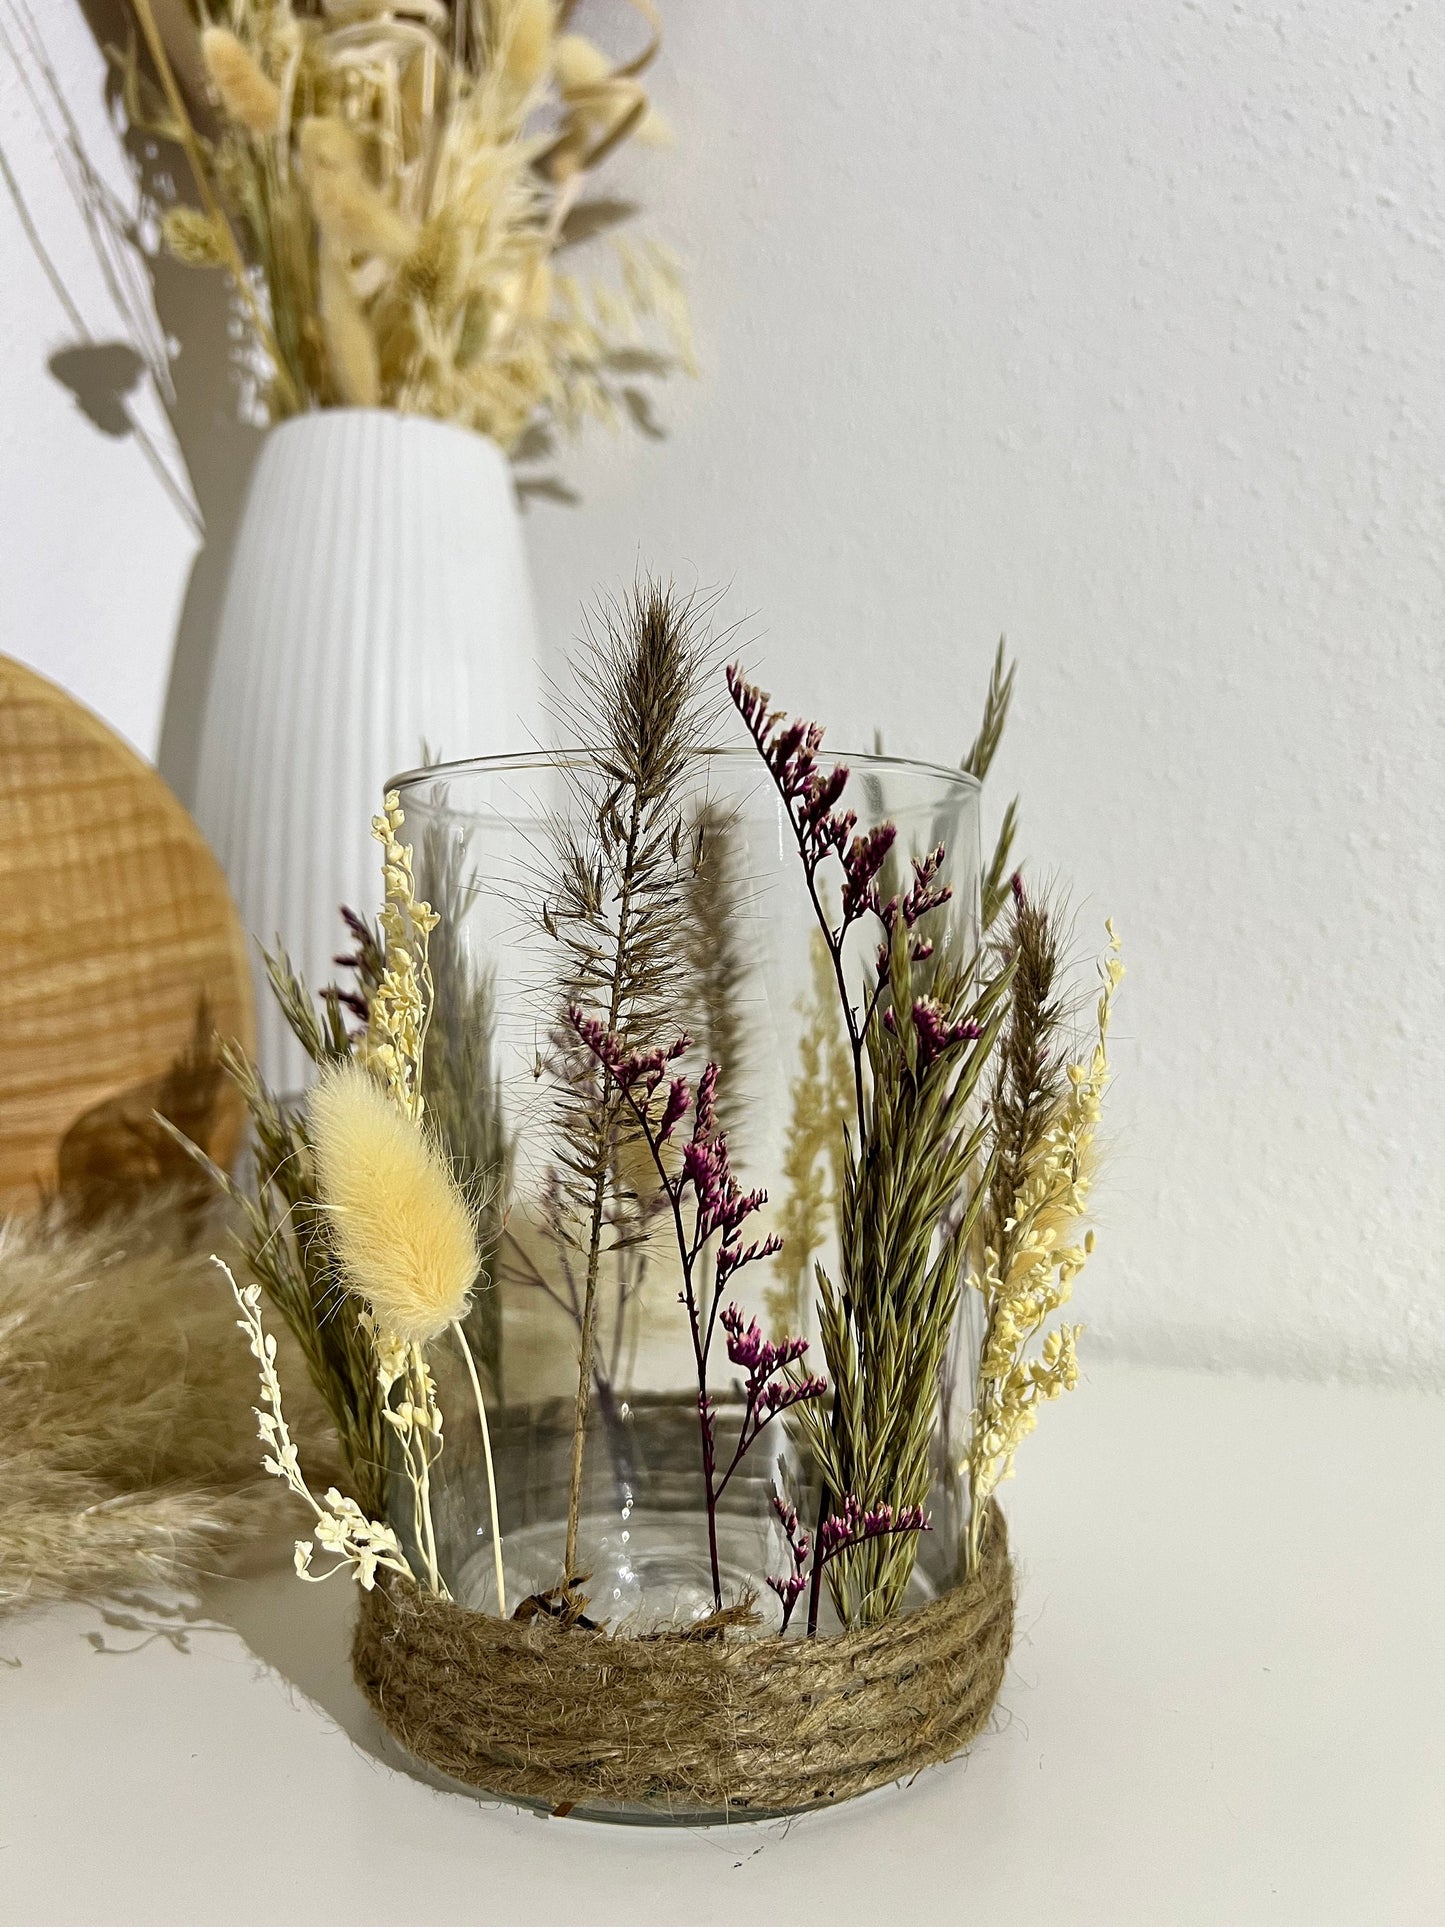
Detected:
[224,1262,416,1592]
[553,32,613,93]
[318,246,381,406]
[363,790,439,1122]
[298,118,417,263]
[309,1041,507,1606]
[308,1060,477,1347]
[160,206,231,268]
[966,919,1123,1572]
[501,0,556,94]
[138,0,690,443]
[201,26,282,138]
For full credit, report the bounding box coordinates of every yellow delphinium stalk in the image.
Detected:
[965,920,1123,1573]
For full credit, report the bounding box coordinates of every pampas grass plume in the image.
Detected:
[309,1063,479,1346]
[0,1195,337,1611]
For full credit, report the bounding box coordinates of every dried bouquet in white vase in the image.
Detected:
[121,0,693,1089]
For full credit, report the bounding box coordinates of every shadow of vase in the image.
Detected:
[66,0,264,811]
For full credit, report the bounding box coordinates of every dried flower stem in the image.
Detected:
[569,1012,825,1610]
[768,1491,930,1635]
[128,0,297,409]
[729,666,1011,1628]
[452,1319,506,1615]
[540,584,713,1586]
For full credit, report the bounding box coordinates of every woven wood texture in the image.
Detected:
[0,657,254,1212]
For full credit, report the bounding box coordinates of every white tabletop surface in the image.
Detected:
[3,1359,1442,1927]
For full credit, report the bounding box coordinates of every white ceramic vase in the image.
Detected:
[192,409,541,1093]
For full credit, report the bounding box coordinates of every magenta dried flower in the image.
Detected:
[728,662,1002,1636]
[767,1494,812,1632]
[568,1010,826,1610]
[881,844,953,940]
[817,1495,930,1559]
[725,667,870,935]
[566,1006,691,1098]
[910,998,983,1072]
[657,1075,691,1143]
[765,1488,928,1633]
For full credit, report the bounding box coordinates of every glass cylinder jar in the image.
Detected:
[393,744,982,1643]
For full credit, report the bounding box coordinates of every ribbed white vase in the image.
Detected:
[192,409,541,1093]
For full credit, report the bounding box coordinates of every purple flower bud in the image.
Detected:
[657,1074,691,1143]
[694,1061,720,1141]
[910,997,983,1072]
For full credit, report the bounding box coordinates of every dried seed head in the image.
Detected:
[161,206,230,268]
[318,248,380,405]
[299,118,416,262]
[308,1062,479,1348]
[201,27,282,138]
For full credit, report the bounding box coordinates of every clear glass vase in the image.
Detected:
[392,744,982,1644]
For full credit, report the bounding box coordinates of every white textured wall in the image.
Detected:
[2,4,1442,1382]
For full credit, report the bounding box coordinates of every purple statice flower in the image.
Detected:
[840,822,898,925]
[817,1495,931,1561]
[909,998,983,1072]
[721,1303,807,1376]
[721,1304,825,1414]
[767,1493,812,1633]
[726,666,882,938]
[771,1489,928,1632]
[717,1303,826,1475]
[880,844,953,941]
[657,1074,691,1143]
[694,1059,720,1140]
[681,1133,770,1252]
[566,1007,691,1103]
[567,1009,819,1611]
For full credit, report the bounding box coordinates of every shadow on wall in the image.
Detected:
[75,0,264,809]
[1,0,263,804]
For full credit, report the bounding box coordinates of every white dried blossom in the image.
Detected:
[220,1260,415,1593]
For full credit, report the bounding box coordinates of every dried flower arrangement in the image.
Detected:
[179,581,1121,1814]
[122,0,692,446]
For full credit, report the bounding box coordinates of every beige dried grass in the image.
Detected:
[0,1195,337,1612]
[199,25,279,137]
[126,0,692,448]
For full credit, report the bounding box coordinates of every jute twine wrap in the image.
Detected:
[352,1506,1013,1815]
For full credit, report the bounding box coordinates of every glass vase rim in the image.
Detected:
[389,743,982,798]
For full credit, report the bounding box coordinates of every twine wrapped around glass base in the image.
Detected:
[351,1505,1012,1822]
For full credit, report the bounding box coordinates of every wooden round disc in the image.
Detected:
[0,656,255,1214]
